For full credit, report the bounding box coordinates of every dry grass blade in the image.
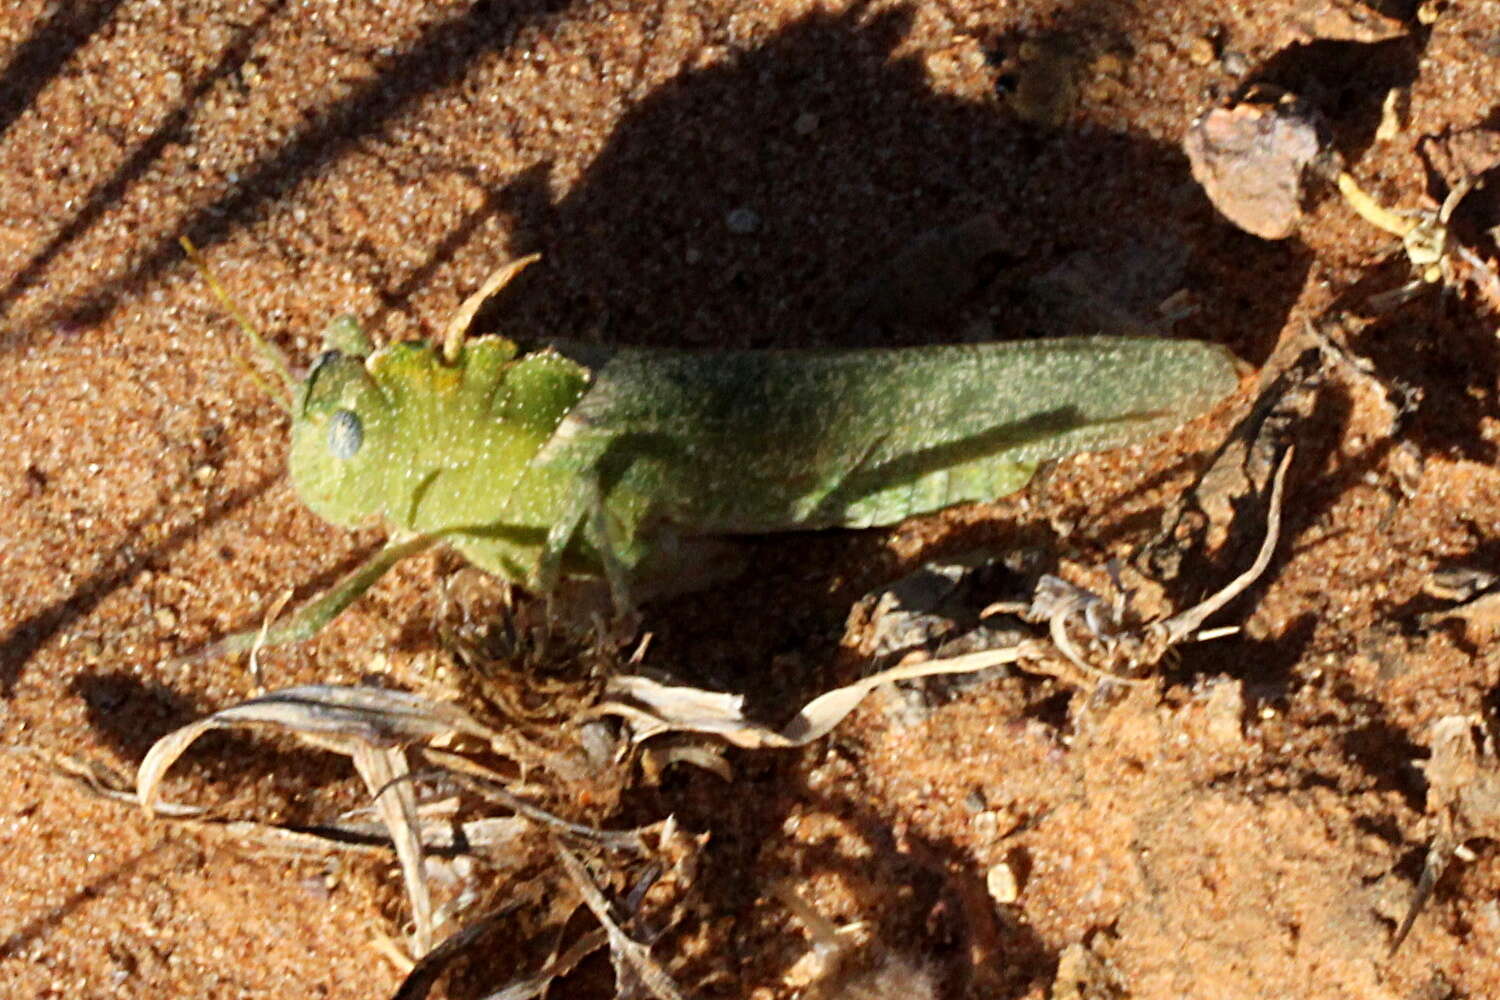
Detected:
[137,684,498,813]
[441,253,541,362]
[478,928,608,1000]
[352,744,434,956]
[18,743,500,856]
[553,839,687,1000]
[640,744,733,783]
[388,903,557,1000]
[205,815,528,855]
[1390,715,1500,954]
[10,746,208,816]
[133,683,517,964]
[248,588,295,689]
[601,642,1036,749]
[1012,443,1293,680]
[1158,446,1293,645]
[1389,838,1451,956]
[391,909,499,1000]
[1335,169,1500,309]
[424,747,651,852]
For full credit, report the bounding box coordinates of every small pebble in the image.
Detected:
[1375,87,1408,142]
[1183,92,1328,239]
[986,860,1019,903]
[725,206,760,234]
[1220,49,1250,76]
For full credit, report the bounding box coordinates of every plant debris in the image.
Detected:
[1184,89,1332,240]
[554,840,688,1000]
[131,679,701,989]
[20,0,1500,993]
[1337,168,1500,311]
[771,881,940,1000]
[1391,715,1500,954]
[1277,0,1408,45]
[1420,568,1500,639]
[601,450,1292,750]
[1140,344,1322,581]
[137,685,507,960]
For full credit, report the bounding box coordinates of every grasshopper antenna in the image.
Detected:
[180,237,296,413]
[440,253,541,364]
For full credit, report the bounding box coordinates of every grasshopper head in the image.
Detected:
[288,347,392,527]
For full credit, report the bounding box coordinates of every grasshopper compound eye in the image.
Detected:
[327,408,364,460]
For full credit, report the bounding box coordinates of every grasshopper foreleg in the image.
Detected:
[536,475,637,619]
[190,534,437,663]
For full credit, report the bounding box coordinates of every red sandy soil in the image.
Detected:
[3,1,1499,997]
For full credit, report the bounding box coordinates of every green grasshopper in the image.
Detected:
[188,245,1239,653]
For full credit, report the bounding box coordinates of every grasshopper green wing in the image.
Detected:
[533,335,1239,540]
